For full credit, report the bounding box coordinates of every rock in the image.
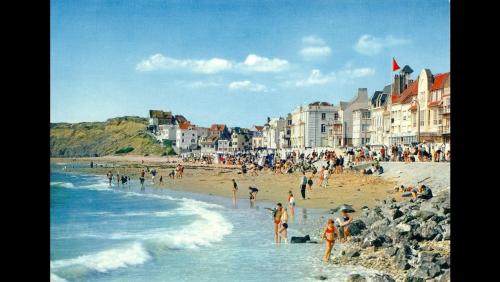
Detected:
[345,249,361,257]
[347,220,367,236]
[418,221,439,240]
[367,273,396,282]
[437,270,450,282]
[347,274,367,282]
[434,233,443,241]
[362,233,384,248]
[385,246,398,257]
[404,276,425,282]
[315,275,328,280]
[435,254,450,269]
[394,244,411,270]
[441,225,450,240]
[416,210,435,220]
[382,208,404,220]
[412,262,441,279]
[396,223,411,233]
[370,218,390,233]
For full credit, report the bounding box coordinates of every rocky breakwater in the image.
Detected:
[331,189,450,282]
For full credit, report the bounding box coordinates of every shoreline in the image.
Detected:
[52,156,402,213]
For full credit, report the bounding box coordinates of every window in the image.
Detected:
[433,109,438,125]
[419,110,425,126]
[182,139,184,142]
[288,119,292,125]
[427,110,431,126]
[321,124,326,133]
[362,111,371,119]
[321,113,326,120]
[334,113,339,120]
[182,133,185,137]
[191,139,195,143]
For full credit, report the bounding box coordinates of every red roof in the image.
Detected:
[393,81,418,104]
[179,121,191,130]
[254,126,264,131]
[431,73,450,91]
[209,124,226,132]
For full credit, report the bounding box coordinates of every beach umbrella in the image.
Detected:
[338,205,355,213]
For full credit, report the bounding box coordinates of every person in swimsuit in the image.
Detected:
[322,219,336,262]
[231,179,238,202]
[140,169,146,190]
[279,207,289,243]
[249,186,259,202]
[107,171,113,187]
[338,210,353,242]
[159,175,163,185]
[273,203,283,243]
[307,176,313,193]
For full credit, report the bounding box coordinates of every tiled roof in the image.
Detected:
[393,80,418,104]
[179,121,191,130]
[431,72,450,91]
[371,91,383,105]
[209,124,226,132]
[254,126,264,131]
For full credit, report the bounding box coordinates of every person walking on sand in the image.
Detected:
[140,169,146,190]
[231,179,238,201]
[299,172,308,200]
[318,167,325,186]
[322,219,336,262]
[288,191,295,217]
[107,171,113,187]
[307,175,314,193]
[321,168,330,188]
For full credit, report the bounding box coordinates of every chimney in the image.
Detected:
[393,75,401,95]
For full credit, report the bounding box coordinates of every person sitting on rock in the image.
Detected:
[411,185,433,201]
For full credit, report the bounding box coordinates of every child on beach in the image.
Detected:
[322,219,336,262]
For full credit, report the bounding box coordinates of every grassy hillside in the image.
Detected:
[50,116,168,157]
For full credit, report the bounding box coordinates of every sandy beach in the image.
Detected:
[52,155,403,214]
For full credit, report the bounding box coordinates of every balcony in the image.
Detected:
[442,105,450,114]
[438,125,450,134]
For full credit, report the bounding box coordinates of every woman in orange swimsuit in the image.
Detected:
[322,219,336,262]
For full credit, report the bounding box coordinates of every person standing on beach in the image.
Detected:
[338,210,353,243]
[322,219,336,262]
[288,191,295,217]
[107,171,113,187]
[307,175,314,193]
[321,169,329,188]
[140,169,146,190]
[231,179,238,202]
[299,172,307,200]
[159,175,163,185]
[249,186,259,202]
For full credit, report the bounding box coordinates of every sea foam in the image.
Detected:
[50,182,75,188]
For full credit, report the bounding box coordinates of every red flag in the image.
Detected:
[392,58,400,71]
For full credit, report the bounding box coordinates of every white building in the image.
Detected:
[339,88,370,146]
[263,117,286,149]
[352,108,371,146]
[217,139,231,153]
[157,124,177,144]
[176,122,198,151]
[369,85,391,146]
[290,102,339,149]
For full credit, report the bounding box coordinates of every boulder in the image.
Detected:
[315,275,328,280]
[415,210,435,220]
[367,273,396,282]
[385,246,398,257]
[411,252,442,279]
[348,220,367,236]
[370,218,390,234]
[417,221,439,240]
[434,254,450,269]
[347,274,367,282]
[394,243,412,270]
[345,249,361,258]
[396,223,412,233]
[404,276,425,282]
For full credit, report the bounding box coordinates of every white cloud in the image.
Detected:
[354,34,410,56]
[238,54,289,73]
[340,67,376,78]
[300,46,332,58]
[286,66,375,87]
[136,54,233,73]
[137,53,289,74]
[294,69,336,87]
[302,35,326,45]
[228,80,267,92]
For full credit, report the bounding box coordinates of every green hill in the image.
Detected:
[50,116,170,157]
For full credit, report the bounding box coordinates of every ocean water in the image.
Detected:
[50,166,381,282]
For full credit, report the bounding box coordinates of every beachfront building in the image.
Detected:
[196,127,210,140]
[148,110,175,133]
[157,124,178,145]
[368,85,391,146]
[230,127,251,152]
[199,135,219,153]
[440,74,451,145]
[339,89,370,146]
[217,139,231,153]
[326,108,344,148]
[279,113,292,149]
[250,125,264,150]
[176,122,198,151]
[263,117,286,149]
[290,102,338,149]
[352,108,371,146]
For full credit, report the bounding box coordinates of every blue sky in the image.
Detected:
[51,0,450,128]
